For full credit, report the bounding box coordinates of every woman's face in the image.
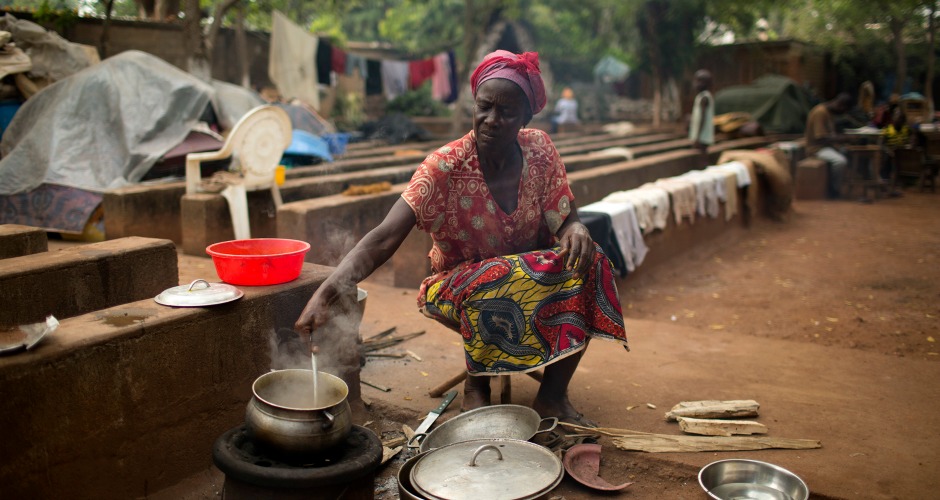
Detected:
[473,79,529,151]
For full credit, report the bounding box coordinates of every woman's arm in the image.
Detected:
[556,199,594,279]
[294,197,417,338]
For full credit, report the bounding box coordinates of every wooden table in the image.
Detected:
[841,130,884,201]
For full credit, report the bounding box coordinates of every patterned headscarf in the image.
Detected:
[470,50,547,115]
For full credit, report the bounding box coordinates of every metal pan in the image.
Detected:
[408,404,557,453]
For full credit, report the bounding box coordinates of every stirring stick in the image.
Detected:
[310,345,320,408]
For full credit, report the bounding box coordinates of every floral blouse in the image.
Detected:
[402,128,574,274]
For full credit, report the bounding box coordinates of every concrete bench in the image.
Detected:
[0,224,48,259]
[104,154,428,244]
[181,137,700,256]
[0,264,343,499]
[0,236,177,326]
[277,135,789,288]
[794,157,829,200]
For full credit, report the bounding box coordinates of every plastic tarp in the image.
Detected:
[0,13,96,82]
[594,56,631,83]
[0,50,213,194]
[211,79,265,131]
[714,74,813,134]
[283,130,332,163]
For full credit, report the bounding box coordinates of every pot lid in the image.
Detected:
[410,438,563,500]
[155,279,243,307]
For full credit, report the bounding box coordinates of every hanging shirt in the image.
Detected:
[409,58,436,90]
[381,60,410,101]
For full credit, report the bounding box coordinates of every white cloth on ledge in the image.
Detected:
[603,185,671,232]
[580,200,649,272]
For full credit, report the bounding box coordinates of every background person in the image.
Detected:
[550,87,579,133]
[805,93,853,198]
[295,50,628,427]
[688,69,715,153]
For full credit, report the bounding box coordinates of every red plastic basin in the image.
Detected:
[206,238,310,286]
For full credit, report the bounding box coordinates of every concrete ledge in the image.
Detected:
[0,237,178,326]
[104,181,188,243]
[103,155,427,245]
[0,264,344,499]
[179,192,279,256]
[278,188,404,267]
[0,224,48,259]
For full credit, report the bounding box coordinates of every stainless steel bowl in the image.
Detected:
[699,459,809,500]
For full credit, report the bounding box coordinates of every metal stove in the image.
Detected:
[213,424,382,499]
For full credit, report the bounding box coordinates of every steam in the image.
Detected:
[269,287,367,382]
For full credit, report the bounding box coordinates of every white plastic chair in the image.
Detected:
[185,105,292,240]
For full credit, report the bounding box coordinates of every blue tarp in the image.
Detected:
[281,130,333,165]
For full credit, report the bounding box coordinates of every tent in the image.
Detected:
[714,74,814,134]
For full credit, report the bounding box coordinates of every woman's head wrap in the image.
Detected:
[470,50,547,115]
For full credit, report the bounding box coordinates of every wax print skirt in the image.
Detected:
[419,245,628,375]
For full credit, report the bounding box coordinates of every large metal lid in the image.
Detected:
[155,279,244,307]
[410,438,563,500]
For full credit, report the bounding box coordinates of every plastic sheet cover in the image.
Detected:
[0,50,213,194]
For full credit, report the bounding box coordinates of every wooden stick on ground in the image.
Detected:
[677,416,769,437]
[361,331,426,353]
[429,370,467,397]
[612,434,821,453]
[362,379,391,392]
[363,326,397,342]
[665,400,760,421]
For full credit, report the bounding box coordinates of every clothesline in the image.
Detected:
[316,38,459,103]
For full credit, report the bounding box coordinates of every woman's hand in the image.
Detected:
[557,221,594,279]
[294,285,341,347]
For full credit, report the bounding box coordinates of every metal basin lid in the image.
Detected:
[155,279,244,307]
[416,404,557,452]
[410,438,563,500]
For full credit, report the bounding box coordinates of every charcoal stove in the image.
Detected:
[213,424,382,499]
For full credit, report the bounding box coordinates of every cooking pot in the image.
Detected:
[245,369,352,457]
[398,450,430,500]
[408,404,558,453]
[409,438,563,500]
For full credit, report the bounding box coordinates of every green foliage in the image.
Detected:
[333,90,367,130]
[385,81,452,117]
[379,0,464,56]
[309,12,347,45]
[34,0,79,30]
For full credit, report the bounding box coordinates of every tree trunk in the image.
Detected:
[182,0,209,80]
[891,18,907,95]
[651,67,662,128]
[235,2,250,88]
[926,2,937,117]
[454,0,478,136]
[206,0,240,56]
[643,2,664,128]
[98,0,115,58]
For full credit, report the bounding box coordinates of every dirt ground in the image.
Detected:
[620,192,940,362]
[154,190,940,499]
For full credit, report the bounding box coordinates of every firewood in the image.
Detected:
[677,416,768,436]
[612,434,820,453]
[381,446,403,465]
[665,400,760,421]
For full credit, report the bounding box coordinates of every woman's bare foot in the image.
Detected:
[461,375,491,411]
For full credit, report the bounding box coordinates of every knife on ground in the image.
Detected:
[413,390,458,436]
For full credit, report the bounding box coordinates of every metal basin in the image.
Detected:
[699,459,809,500]
[408,404,557,453]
